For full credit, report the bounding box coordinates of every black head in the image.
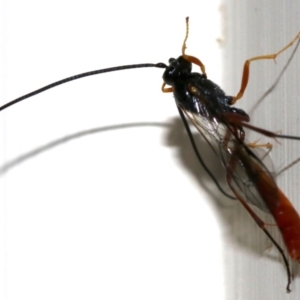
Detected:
[163,56,192,86]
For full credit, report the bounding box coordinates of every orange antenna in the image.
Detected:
[181,17,189,55]
[182,17,206,76]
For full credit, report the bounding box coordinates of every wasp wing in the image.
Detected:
[180,106,275,213]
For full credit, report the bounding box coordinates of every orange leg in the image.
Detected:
[183,54,206,76]
[231,30,300,104]
[161,83,173,93]
[247,139,273,149]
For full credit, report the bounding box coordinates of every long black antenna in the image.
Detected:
[1,63,167,112]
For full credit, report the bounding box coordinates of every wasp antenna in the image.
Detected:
[0,63,166,112]
[181,18,207,76]
[182,17,190,55]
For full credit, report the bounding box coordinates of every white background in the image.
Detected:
[1,0,300,299]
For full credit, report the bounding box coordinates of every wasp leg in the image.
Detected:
[161,83,173,93]
[231,30,300,104]
[219,112,300,141]
[247,139,273,149]
[239,122,300,141]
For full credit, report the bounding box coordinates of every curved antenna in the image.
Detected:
[181,17,190,55]
[0,63,167,112]
[181,17,206,76]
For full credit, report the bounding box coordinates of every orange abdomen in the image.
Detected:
[269,190,300,261]
[255,168,300,261]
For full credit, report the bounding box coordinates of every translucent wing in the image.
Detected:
[179,105,277,213]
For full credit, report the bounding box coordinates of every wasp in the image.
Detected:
[2,18,300,292]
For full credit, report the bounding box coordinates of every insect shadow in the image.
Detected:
[0,122,169,176]
[0,115,272,265]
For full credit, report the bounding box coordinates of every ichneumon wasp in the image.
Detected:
[2,17,300,292]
